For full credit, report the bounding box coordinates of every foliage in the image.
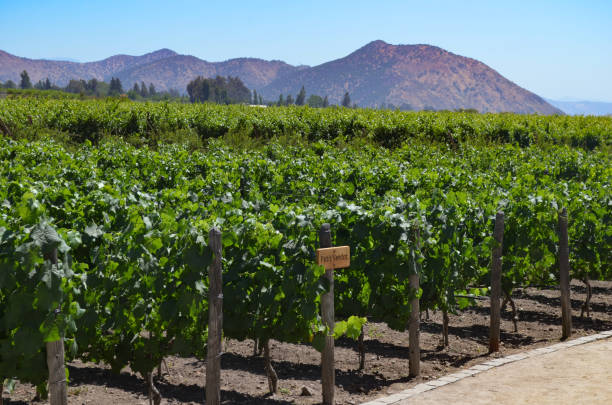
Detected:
[19,70,32,90]
[109,77,124,96]
[186,76,251,105]
[295,86,306,106]
[0,98,610,150]
[342,92,351,108]
[0,103,609,391]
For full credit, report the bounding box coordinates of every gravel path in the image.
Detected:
[366,335,612,405]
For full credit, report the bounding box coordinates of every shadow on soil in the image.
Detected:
[67,363,296,404]
[221,352,414,394]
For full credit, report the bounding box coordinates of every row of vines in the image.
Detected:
[0,98,611,149]
[0,107,610,400]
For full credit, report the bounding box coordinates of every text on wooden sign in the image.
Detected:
[316,246,350,269]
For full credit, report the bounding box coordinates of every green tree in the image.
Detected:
[342,92,351,107]
[307,94,324,108]
[86,78,99,94]
[148,83,156,96]
[252,89,258,105]
[20,70,32,89]
[225,76,251,104]
[286,94,294,105]
[4,80,16,89]
[323,95,329,107]
[109,77,123,96]
[259,95,263,105]
[34,77,52,90]
[187,76,209,102]
[295,86,306,106]
[140,81,148,98]
[127,83,140,100]
[277,94,284,106]
[65,79,86,94]
[186,75,250,104]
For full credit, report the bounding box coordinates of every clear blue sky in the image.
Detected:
[1,0,611,101]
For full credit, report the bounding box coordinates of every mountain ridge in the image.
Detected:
[259,40,560,113]
[0,42,562,114]
[545,99,612,116]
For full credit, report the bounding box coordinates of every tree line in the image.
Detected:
[271,87,354,108]
[3,70,360,109]
[186,76,357,109]
[186,76,252,104]
[0,70,184,101]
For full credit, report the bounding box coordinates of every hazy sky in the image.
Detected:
[1,0,611,101]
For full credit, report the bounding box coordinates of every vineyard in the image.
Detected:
[1,98,611,149]
[0,99,611,404]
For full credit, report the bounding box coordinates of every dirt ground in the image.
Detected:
[3,280,611,405]
[404,338,612,405]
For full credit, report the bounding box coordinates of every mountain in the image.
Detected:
[0,49,299,92]
[0,48,178,87]
[260,41,561,114]
[545,99,612,116]
[115,56,298,92]
[1,42,562,114]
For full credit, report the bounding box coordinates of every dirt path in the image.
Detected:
[369,336,612,405]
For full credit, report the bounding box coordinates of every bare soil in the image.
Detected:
[3,280,611,405]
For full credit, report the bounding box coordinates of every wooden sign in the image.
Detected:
[316,246,350,270]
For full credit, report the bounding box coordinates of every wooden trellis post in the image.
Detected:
[46,248,67,405]
[206,228,223,405]
[409,225,421,377]
[489,211,504,353]
[558,208,572,340]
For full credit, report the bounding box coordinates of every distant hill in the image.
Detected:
[0,49,295,92]
[0,49,178,88]
[545,99,612,116]
[114,56,298,94]
[1,42,562,114]
[260,41,561,114]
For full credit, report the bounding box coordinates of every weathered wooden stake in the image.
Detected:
[580,278,592,318]
[442,310,449,347]
[408,226,421,377]
[45,248,67,405]
[357,327,365,370]
[489,211,504,353]
[46,340,67,405]
[319,223,335,405]
[558,208,572,340]
[206,228,223,405]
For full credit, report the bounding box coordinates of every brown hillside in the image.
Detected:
[0,42,562,114]
[260,40,562,114]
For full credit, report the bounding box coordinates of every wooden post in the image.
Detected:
[558,208,572,340]
[45,248,67,405]
[442,310,449,347]
[408,226,420,377]
[206,228,223,405]
[47,340,67,405]
[319,224,334,405]
[489,211,504,353]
